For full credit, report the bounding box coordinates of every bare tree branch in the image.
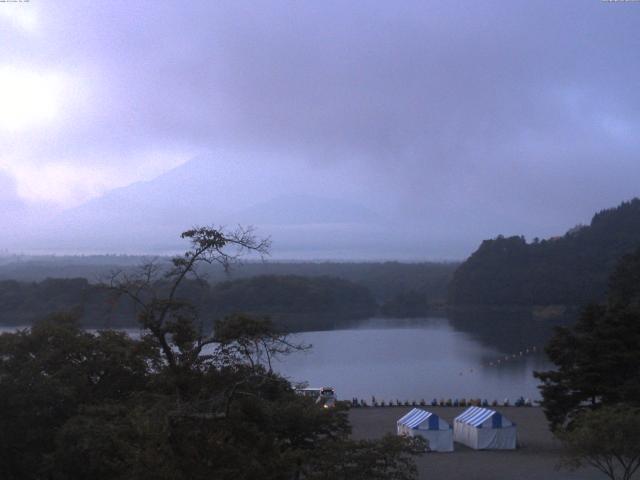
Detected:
[102,225,271,399]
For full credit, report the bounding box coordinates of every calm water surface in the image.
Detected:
[275,318,554,402]
[1,316,555,402]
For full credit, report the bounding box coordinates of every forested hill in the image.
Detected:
[208,275,376,330]
[448,198,640,306]
[0,275,377,332]
[0,259,456,304]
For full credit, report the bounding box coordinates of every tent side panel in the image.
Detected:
[454,422,478,449]
[435,430,454,452]
[477,426,517,450]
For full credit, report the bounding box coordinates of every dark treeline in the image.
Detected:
[0,254,143,281]
[210,275,376,330]
[0,258,457,303]
[0,275,380,331]
[213,261,457,304]
[0,261,457,327]
[449,198,640,306]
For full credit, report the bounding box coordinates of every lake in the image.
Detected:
[276,317,555,403]
[0,315,557,403]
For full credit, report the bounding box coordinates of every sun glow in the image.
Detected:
[0,66,65,132]
[5,149,193,208]
[0,4,39,34]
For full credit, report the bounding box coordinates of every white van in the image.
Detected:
[295,386,337,408]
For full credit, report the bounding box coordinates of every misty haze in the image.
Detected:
[1,2,640,480]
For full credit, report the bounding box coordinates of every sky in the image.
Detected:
[0,1,639,259]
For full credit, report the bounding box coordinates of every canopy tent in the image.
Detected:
[453,406,517,450]
[397,408,454,452]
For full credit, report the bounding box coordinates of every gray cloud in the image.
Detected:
[0,172,22,210]
[0,172,30,248]
[1,0,639,257]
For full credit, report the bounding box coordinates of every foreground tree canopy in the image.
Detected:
[536,247,640,480]
[535,246,640,431]
[0,226,422,480]
[559,405,640,480]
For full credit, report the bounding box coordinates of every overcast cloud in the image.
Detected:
[0,0,639,258]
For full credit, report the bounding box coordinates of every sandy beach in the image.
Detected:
[349,406,603,480]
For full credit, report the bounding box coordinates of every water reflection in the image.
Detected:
[276,317,556,402]
[447,307,576,354]
[1,313,561,402]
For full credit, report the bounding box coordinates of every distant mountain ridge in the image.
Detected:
[448,198,640,306]
[17,154,386,257]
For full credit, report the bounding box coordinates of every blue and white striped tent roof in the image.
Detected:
[454,406,512,428]
[397,408,441,430]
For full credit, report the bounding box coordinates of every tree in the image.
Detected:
[535,304,640,429]
[107,226,271,398]
[213,314,309,373]
[0,226,424,479]
[449,198,640,307]
[208,275,377,326]
[0,313,156,480]
[380,289,429,318]
[559,405,640,480]
[534,248,640,480]
[302,435,426,480]
[100,226,366,479]
[534,247,640,431]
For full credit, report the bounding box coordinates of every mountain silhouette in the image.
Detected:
[16,154,385,257]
